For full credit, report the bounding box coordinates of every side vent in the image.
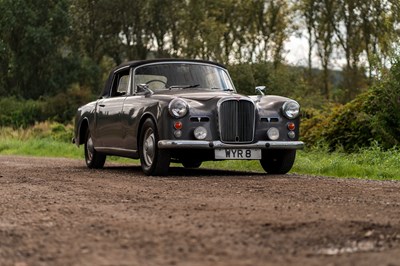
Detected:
[261,117,279,123]
[190,117,210,122]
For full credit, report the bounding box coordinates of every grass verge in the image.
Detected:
[0,133,399,180]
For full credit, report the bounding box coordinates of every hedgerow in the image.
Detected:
[302,58,400,151]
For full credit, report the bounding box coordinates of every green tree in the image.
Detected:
[360,0,398,81]
[331,0,366,99]
[314,0,336,100]
[146,0,186,58]
[296,0,317,81]
[0,0,73,99]
[243,0,291,65]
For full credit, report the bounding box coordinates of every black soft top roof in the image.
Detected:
[101,59,226,97]
[113,58,225,71]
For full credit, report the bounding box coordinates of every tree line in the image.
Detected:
[0,0,399,102]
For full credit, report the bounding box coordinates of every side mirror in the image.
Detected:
[137,84,153,96]
[255,86,266,96]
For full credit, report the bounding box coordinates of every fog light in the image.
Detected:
[288,131,296,139]
[174,121,183,130]
[174,130,182,138]
[287,122,295,131]
[267,127,279,140]
[194,126,207,140]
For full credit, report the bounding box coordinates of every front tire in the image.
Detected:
[84,130,106,169]
[139,118,170,176]
[260,150,296,174]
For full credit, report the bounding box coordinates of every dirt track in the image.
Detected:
[0,155,399,266]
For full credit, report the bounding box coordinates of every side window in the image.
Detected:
[111,69,130,97]
[117,75,129,95]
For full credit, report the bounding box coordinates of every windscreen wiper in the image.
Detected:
[168,84,200,90]
[211,87,234,91]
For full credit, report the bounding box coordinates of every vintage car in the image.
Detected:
[73,59,304,175]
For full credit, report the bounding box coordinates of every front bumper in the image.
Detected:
[158,140,304,150]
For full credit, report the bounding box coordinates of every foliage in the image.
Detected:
[40,84,93,123]
[0,0,77,99]
[302,58,400,151]
[296,0,398,100]
[0,85,92,128]
[0,121,73,143]
[0,97,43,128]
[1,0,399,102]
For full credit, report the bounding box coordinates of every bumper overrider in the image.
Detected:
[158,140,304,150]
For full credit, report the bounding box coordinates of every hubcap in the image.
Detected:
[86,135,94,162]
[143,128,155,166]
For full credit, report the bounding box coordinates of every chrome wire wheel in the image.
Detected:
[84,129,106,169]
[142,127,155,167]
[86,134,94,163]
[139,118,170,176]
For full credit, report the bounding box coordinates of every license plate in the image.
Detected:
[215,149,261,160]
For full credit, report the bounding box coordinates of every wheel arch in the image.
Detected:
[78,118,90,146]
[137,112,158,150]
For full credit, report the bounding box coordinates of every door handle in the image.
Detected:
[99,104,105,107]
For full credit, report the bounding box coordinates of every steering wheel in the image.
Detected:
[145,79,167,86]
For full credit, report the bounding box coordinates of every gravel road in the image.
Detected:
[0,155,399,266]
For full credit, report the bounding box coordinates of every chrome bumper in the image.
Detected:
[158,140,304,150]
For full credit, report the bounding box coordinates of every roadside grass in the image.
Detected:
[1,123,399,180]
[292,146,400,180]
[203,146,400,180]
[0,138,82,158]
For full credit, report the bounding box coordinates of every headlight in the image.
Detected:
[169,98,189,118]
[282,101,300,119]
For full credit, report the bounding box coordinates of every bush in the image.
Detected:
[0,97,44,128]
[0,84,92,128]
[41,83,92,123]
[302,58,400,151]
[0,121,74,143]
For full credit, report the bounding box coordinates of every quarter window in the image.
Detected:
[111,69,130,97]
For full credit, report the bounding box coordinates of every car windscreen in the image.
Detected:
[134,63,235,92]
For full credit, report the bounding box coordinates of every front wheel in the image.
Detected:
[139,118,170,176]
[260,150,296,174]
[84,130,106,169]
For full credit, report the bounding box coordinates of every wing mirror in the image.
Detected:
[137,84,153,96]
[255,86,266,96]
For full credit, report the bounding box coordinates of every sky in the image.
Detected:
[284,33,347,70]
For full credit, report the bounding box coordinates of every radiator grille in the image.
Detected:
[219,99,255,143]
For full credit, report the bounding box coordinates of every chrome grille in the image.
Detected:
[219,99,255,143]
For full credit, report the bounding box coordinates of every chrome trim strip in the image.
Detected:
[95,147,138,154]
[158,140,304,150]
[132,61,236,93]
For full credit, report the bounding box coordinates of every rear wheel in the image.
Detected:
[84,130,106,169]
[139,118,170,176]
[260,150,296,174]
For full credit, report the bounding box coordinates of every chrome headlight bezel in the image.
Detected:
[194,126,207,140]
[267,127,280,140]
[282,100,300,119]
[168,98,189,118]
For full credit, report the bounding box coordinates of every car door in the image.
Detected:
[119,69,168,152]
[95,68,130,148]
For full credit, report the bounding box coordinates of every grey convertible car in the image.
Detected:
[73,59,304,175]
